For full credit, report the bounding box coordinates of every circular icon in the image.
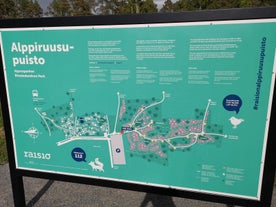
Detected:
[222,94,242,114]
[116,148,121,153]
[71,147,86,162]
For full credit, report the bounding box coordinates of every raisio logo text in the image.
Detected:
[11,42,74,67]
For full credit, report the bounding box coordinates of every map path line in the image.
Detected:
[129,98,227,150]
[57,136,110,146]
[34,108,52,136]
[34,91,227,168]
[201,99,211,133]
[106,114,110,135]
[131,91,166,125]
[113,92,121,134]
[206,133,227,137]
[35,105,76,135]
[107,139,114,168]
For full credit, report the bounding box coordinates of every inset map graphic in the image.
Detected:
[34,90,227,168]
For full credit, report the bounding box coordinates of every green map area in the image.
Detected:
[35,90,225,167]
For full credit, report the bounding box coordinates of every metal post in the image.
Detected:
[9,168,26,207]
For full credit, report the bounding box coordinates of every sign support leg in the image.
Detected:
[10,168,26,207]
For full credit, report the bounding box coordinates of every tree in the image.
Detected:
[172,0,196,12]
[207,0,240,9]
[98,0,130,14]
[100,0,157,14]
[239,0,268,7]
[139,0,158,13]
[47,0,93,16]
[171,0,276,12]
[47,0,72,16]
[0,0,16,19]
[87,0,101,14]
[70,0,92,16]
[15,0,43,18]
[0,0,43,19]
[160,0,174,13]
[25,0,43,17]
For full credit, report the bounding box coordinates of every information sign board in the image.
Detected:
[1,7,276,206]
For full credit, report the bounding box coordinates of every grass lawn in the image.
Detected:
[0,104,8,164]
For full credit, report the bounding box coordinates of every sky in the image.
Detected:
[37,0,166,13]
[37,0,51,12]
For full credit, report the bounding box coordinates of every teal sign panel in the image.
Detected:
[1,19,276,199]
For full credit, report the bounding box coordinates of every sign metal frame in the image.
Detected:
[0,7,276,207]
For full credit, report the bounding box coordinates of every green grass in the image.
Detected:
[0,103,8,164]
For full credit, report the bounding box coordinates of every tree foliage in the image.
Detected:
[0,0,16,18]
[0,0,42,19]
[169,0,276,11]
[98,0,157,15]
[1,0,276,18]
[160,0,174,13]
[47,0,92,16]
[71,0,91,16]
[47,0,72,16]
[139,0,158,13]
